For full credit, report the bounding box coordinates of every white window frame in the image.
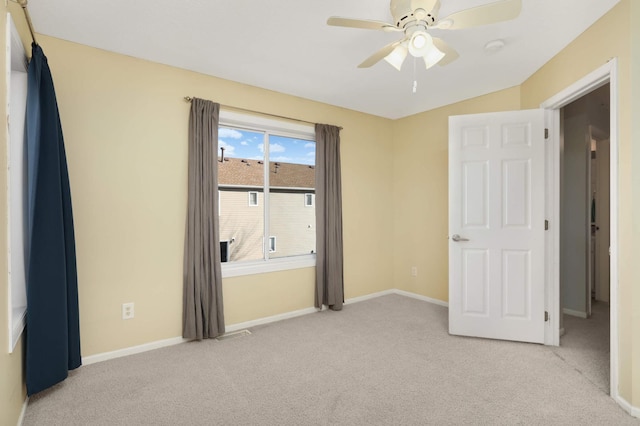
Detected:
[219,110,316,278]
[248,191,258,206]
[304,193,314,207]
[6,13,28,353]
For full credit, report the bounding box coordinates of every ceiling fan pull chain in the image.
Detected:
[413,56,418,93]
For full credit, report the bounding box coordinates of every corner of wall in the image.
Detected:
[390,87,520,303]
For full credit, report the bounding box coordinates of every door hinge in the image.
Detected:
[545,128,549,139]
[545,311,549,322]
[545,220,549,230]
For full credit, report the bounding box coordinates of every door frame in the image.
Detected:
[540,59,618,399]
[590,128,610,304]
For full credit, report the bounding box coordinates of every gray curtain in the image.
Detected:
[183,98,225,339]
[315,124,344,310]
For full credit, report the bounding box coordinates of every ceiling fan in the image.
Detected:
[327,0,522,71]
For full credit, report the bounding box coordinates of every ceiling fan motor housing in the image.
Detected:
[327,0,522,70]
[390,0,441,28]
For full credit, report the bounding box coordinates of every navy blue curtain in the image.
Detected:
[25,43,81,396]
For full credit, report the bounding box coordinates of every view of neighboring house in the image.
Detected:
[218,157,316,262]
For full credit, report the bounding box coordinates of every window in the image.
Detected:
[7,14,28,353]
[248,191,258,206]
[217,110,316,276]
[305,193,314,207]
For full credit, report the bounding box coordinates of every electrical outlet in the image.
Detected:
[411,266,418,277]
[122,302,134,320]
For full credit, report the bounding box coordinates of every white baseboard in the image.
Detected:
[615,394,640,419]
[344,289,395,305]
[563,308,588,318]
[345,289,448,308]
[393,289,449,307]
[81,289,447,367]
[225,306,321,333]
[82,336,188,366]
[17,396,28,426]
[228,289,446,332]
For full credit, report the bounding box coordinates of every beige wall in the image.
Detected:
[224,267,315,325]
[520,0,637,406]
[630,0,640,409]
[391,86,521,301]
[35,34,394,358]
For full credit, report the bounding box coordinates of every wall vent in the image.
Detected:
[216,329,252,341]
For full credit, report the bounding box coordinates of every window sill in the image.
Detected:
[221,255,316,278]
[9,306,26,353]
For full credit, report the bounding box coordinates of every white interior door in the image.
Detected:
[449,109,546,344]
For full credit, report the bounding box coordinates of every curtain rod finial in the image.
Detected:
[184,96,193,103]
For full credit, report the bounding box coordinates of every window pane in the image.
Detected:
[218,127,265,262]
[248,192,258,206]
[268,135,316,259]
[305,193,314,207]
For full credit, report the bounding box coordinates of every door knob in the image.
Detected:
[451,234,469,242]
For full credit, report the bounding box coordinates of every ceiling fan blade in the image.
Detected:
[327,17,401,32]
[432,38,459,66]
[358,41,402,68]
[434,0,522,30]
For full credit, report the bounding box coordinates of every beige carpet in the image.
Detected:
[23,294,637,425]
[555,300,610,394]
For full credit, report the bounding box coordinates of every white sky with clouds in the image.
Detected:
[218,126,315,165]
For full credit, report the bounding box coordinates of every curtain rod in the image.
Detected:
[11,0,38,45]
[184,96,342,130]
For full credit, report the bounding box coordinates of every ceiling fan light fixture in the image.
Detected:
[408,31,433,57]
[384,44,408,71]
[328,0,523,70]
[423,44,446,69]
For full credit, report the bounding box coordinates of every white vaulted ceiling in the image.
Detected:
[25,0,620,119]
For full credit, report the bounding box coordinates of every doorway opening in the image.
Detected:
[541,59,618,401]
[558,83,611,394]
